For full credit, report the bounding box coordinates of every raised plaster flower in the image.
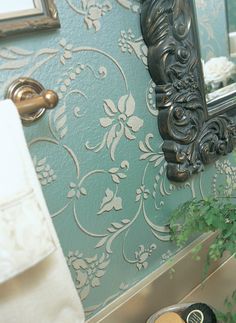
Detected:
[118,29,135,53]
[135,244,156,270]
[136,185,150,201]
[82,0,112,32]
[86,93,143,160]
[67,252,110,300]
[215,160,236,196]
[59,38,73,64]
[97,188,122,215]
[118,29,147,65]
[33,157,56,186]
[100,93,143,134]
[203,56,236,85]
[67,182,87,200]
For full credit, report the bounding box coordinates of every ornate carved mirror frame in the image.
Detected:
[141,0,236,182]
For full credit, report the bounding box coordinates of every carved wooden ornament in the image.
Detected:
[141,0,236,182]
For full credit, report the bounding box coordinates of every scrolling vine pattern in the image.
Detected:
[0,37,182,315]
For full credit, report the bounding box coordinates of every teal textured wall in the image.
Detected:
[0,0,236,320]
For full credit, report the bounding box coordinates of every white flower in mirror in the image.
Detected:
[203,56,236,87]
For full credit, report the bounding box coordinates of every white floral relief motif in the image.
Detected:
[123,243,157,270]
[213,160,236,196]
[146,81,158,116]
[135,244,156,270]
[64,160,128,207]
[115,0,140,13]
[0,2,207,320]
[67,182,87,199]
[51,58,107,140]
[86,93,144,160]
[109,160,129,184]
[65,0,112,32]
[139,134,180,213]
[59,39,73,64]
[67,251,110,300]
[118,29,147,65]
[97,188,122,215]
[52,104,68,139]
[95,218,131,253]
[56,61,107,96]
[139,133,164,168]
[0,46,57,79]
[83,0,112,31]
[33,157,57,186]
[136,185,150,202]
[161,250,174,261]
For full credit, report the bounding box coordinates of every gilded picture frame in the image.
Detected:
[0,0,60,37]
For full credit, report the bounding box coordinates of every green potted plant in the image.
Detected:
[168,195,236,322]
[147,193,236,322]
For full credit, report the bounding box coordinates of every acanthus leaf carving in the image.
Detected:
[141,0,236,182]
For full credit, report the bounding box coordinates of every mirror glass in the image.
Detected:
[195,0,236,104]
[0,1,35,14]
[0,1,42,20]
[227,0,236,56]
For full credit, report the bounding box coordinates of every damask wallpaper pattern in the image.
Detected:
[0,0,235,320]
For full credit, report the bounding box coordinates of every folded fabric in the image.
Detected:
[0,99,56,283]
[0,100,85,322]
[0,190,56,283]
[0,246,85,323]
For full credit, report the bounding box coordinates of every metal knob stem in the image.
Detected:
[16,90,59,115]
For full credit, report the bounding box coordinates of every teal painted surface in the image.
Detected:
[195,0,229,60]
[0,0,236,319]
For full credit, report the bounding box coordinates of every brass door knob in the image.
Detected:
[5,77,59,123]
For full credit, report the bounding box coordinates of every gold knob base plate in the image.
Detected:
[5,77,46,123]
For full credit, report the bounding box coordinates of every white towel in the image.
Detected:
[0,100,85,323]
[0,99,56,283]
